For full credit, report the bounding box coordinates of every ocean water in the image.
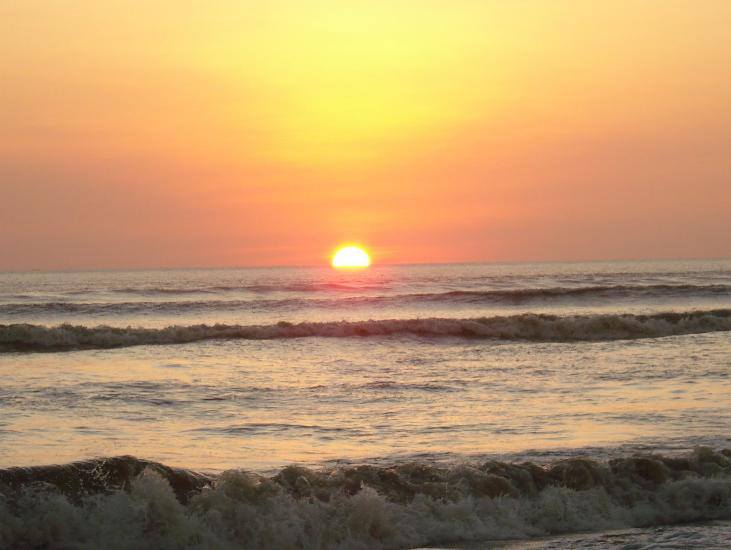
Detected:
[1,259,730,549]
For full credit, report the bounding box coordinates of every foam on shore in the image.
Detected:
[1,448,730,549]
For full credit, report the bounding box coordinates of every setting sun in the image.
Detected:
[331,246,371,268]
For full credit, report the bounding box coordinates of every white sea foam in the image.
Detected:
[1,449,730,549]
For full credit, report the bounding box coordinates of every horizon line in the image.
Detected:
[1,255,730,275]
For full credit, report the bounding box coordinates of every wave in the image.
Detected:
[1,309,730,352]
[1,448,729,549]
[110,281,391,295]
[95,279,731,297]
[2,284,729,317]
[0,299,294,316]
[110,282,731,297]
[426,283,731,303]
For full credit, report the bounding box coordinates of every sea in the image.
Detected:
[0,259,730,549]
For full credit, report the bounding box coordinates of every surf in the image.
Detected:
[1,448,729,549]
[2,308,731,352]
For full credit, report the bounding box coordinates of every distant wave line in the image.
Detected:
[6,280,730,298]
[1,283,730,315]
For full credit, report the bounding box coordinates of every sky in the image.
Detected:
[1,0,730,270]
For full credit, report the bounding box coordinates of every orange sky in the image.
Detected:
[1,0,730,269]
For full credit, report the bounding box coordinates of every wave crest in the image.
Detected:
[1,309,731,352]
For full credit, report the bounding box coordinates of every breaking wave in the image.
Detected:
[1,309,730,352]
[1,448,730,549]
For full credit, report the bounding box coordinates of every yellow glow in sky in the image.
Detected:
[1,1,730,269]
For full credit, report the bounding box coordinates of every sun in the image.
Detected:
[331,245,371,268]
